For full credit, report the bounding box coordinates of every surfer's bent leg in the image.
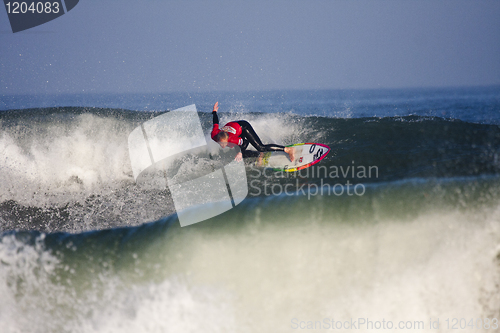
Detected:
[238,138,259,158]
[237,120,285,152]
[241,149,260,158]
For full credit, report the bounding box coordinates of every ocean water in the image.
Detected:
[1,87,500,332]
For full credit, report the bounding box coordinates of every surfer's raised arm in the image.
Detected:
[212,101,219,125]
[211,101,225,144]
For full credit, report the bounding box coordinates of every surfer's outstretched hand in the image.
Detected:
[235,152,243,162]
[213,101,219,112]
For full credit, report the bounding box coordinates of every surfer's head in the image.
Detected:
[216,131,229,148]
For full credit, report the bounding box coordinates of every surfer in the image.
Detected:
[211,102,295,162]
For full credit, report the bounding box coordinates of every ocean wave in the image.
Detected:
[1,177,500,332]
[1,108,500,233]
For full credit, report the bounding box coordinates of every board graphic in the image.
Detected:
[258,143,330,172]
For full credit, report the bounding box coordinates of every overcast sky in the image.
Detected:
[1,0,499,94]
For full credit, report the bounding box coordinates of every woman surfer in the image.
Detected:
[211,102,295,162]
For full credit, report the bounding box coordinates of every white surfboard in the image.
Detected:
[258,143,330,172]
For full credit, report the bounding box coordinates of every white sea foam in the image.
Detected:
[1,205,497,333]
[0,114,133,205]
[166,208,500,332]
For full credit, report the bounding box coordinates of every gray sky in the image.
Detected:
[1,0,499,94]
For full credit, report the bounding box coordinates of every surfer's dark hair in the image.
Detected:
[216,131,229,141]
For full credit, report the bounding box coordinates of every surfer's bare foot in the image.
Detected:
[284,147,295,162]
[256,152,265,166]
